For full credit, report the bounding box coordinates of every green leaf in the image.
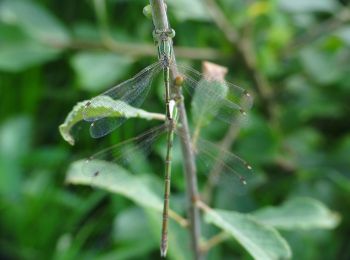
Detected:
[167,218,192,260]
[59,96,165,145]
[0,24,60,72]
[71,52,133,92]
[328,170,350,194]
[204,209,292,260]
[167,0,211,22]
[0,0,70,44]
[66,160,163,211]
[191,79,228,129]
[278,0,339,13]
[253,197,340,230]
[283,75,342,121]
[114,207,155,242]
[0,117,32,199]
[97,242,155,260]
[107,207,156,259]
[282,128,324,170]
[237,114,280,166]
[300,48,342,84]
[336,26,350,46]
[0,116,32,160]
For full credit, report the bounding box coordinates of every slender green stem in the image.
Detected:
[149,1,202,259]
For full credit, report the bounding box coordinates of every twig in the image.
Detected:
[196,199,211,212]
[168,209,189,228]
[204,0,276,119]
[284,7,350,55]
[200,231,230,253]
[149,1,203,259]
[175,93,203,260]
[47,38,223,61]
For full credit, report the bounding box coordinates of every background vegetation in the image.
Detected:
[1,0,349,259]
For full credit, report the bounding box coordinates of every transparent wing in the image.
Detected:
[196,139,253,196]
[174,64,253,128]
[82,124,167,182]
[83,62,163,138]
[82,123,252,195]
[174,127,253,196]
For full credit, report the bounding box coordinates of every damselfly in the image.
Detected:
[82,28,252,257]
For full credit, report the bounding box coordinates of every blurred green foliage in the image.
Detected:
[1,0,350,259]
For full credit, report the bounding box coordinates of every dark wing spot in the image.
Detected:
[239,108,247,115]
[239,176,247,185]
[243,90,250,97]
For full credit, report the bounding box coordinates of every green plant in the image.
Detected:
[59,1,340,259]
[1,0,348,259]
